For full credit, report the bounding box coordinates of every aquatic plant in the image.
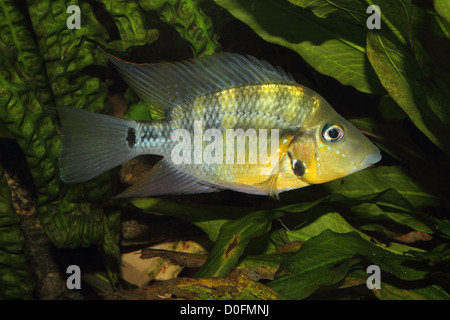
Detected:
[1,0,450,300]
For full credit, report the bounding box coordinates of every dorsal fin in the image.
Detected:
[100,49,297,118]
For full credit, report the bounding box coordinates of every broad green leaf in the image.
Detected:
[214,0,384,94]
[288,0,367,24]
[270,230,429,299]
[365,0,411,46]
[234,253,286,281]
[194,209,284,278]
[343,269,450,300]
[366,31,450,154]
[407,244,450,265]
[285,209,364,242]
[374,282,450,300]
[352,202,433,234]
[289,0,412,46]
[277,230,427,281]
[281,188,436,250]
[269,258,354,299]
[323,166,441,208]
[434,0,450,23]
[283,188,435,246]
[194,187,430,279]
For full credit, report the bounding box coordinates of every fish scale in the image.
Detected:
[128,84,318,194]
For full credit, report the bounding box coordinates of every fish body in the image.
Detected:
[58,51,381,198]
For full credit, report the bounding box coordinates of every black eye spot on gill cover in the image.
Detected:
[287,151,306,178]
[126,127,136,148]
[293,160,305,178]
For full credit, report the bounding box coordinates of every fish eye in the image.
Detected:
[322,122,344,143]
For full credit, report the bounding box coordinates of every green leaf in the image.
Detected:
[285,209,367,242]
[322,166,441,208]
[0,167,34,299]
[434,0,450,23]
[374,282,450,300]
[407,244,450,265]
[288,0,367,23]
[213,0,384,94]
[269,258,354,300]
[343,269,450,300]
[365,0,412,46]
[194,209,284,278]
[124,103,153,121]
[139,0,221,57]
[281,189,432,253]
[366,30,450,154]
[269,229,429,299]
[291,230,428,280]
[96,0,159,51]
[285,206,422,255]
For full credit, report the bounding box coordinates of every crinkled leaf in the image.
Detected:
[96,0,159,51]
[139,0,221,57]
[0,167,34,299]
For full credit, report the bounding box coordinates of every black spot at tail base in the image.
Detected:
[126,127,136,148]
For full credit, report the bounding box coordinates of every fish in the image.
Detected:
[57,50,381,199]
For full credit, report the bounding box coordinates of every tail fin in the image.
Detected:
[57,107,137,183]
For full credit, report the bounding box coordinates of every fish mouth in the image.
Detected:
[348,149,382,176]
[363,150,382,165]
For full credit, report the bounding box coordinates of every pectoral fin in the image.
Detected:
[253,139,294,199]
[115,159,221,198]
[254,174,280,200]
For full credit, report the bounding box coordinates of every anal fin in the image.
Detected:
[115,159,221,198]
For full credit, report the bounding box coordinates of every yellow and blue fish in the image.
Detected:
[57,51,381,198]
